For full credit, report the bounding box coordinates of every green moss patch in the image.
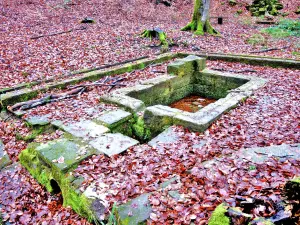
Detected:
[208,204,230,225]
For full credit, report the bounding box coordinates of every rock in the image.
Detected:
[148,126,206,152]
[80,17,95,23]
[116,193,152,225]
[250,217,275,225]
[284,177,300,200]
[0,140,11,170]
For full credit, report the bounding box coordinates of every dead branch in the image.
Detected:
[249,46,289,54]
[8,87,86,112]
[30,27,87,40]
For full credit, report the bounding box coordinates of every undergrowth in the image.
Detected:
[262,19,300,38]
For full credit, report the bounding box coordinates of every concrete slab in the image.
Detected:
[89,133,139,156]
[52,120,110,141]
[36,138,96,173]
[95,109,132,129]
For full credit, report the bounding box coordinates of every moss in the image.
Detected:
[208,204,230,225]
[19,144,97,222]
[181,0,219,36]
[16,126,49,142]
[131,116,152,141]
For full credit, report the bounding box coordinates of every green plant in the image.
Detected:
[261,19,300,38]
[107,203,117,225]
[249,165,256,170]
[237,9,243,15]
[247,34,266,45]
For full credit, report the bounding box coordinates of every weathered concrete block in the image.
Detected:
[95,109,132,129]
[89,133,139,156]
[52,120,110,141]
[25,115,50,126]
[36,138,96,173]
[167,55,206,77]
[144,105,181,134]
[101,94,145,112]
[116,193,152,225]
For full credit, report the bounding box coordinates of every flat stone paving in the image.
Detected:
[95,109,132,129]
[52,120,110,140]
[148,126,206,152]
[36,138,96,172]
[89,133,139,156]
[202,143,300,171]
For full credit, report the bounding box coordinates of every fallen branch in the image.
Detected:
[249,46,289,54]
[211,68,257,73]
[8,87,86,111]
[30,27,87,40]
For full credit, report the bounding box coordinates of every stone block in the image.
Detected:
[95,109,132,129]
[0,140,11,170]
[240,143,300,163]
[25,115,50,126]
[144,105,181,134]
[116,193,152,225]
[167,55,205,77]
[101,94,145,112]
[52,120,110,141]
[89,133,139,156]
[36,138,96,173]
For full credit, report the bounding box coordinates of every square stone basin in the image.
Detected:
[101,55,267,135]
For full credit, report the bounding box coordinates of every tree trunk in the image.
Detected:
[181,0,219,36]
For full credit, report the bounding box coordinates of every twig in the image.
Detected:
[249,46,289,54]
[30,27,87,40]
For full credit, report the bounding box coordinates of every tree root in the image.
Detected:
[181,20,220,36]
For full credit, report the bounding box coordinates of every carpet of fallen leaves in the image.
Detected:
[1,0,299,89]
[1,0,300,224]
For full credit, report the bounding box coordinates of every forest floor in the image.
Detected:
[0,0,299,224]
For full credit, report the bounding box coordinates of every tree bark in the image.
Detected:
[181,0,219,36]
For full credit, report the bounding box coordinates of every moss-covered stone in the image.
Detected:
[167,55,206,77]
[284,177,300,200]
[115,193,152,225]
[19,141,98,222]
[208,204,230,225]
[0,140,11,170]
[248,0,283,16]
[177,52,300,69]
